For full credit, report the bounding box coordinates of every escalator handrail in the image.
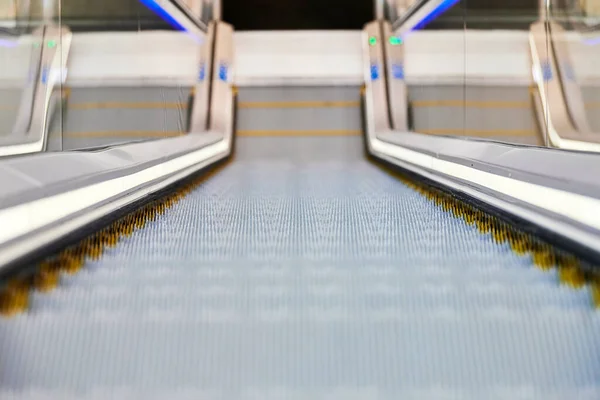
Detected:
[164,0,209,32]
[391,0,430,28]
[390,0,451,32]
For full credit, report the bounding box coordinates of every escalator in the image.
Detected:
[1,86,600,398]
[1,1,600,398]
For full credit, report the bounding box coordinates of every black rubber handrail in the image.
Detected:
[391,0,432,31]
[168,0,209,32]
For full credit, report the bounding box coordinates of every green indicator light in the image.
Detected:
[389,36,403,46]
[47,40,57,48]
[369,36,377,46]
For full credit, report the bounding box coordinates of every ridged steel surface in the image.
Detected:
[1,136,598,399]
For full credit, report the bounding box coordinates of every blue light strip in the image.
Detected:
[370,63,380,81]
[218,63,228,82]
[137,0,187,31]
[199,63,206,81]
[541,61,553,81]
[392,63,405,79]
[41,66,50,84]
[411,0,460,31]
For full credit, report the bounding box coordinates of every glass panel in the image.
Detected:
[463,0,543,146]
[37,0,175,31]
[549,0,600,141]
[577,1,600,132]
[0,0,42,145]
[45,0,207,152]
[0,0,211,155]
[403,0,467,141]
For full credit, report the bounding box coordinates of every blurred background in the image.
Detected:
[1,0,600,153]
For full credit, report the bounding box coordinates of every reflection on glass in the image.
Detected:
[0,0,208,156]
[402,1,466,139]
[463,0,542,146]
[0,1,42,148]
[402,0,545,146]
[547,0,600,146]
[40,0,193,151]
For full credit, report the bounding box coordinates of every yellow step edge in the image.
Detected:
[63,131,185,138]
[237,130,362,137]
[238,101,361,109]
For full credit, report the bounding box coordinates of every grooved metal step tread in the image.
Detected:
[0,136,598,399]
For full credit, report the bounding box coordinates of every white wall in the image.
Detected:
[234,30,534,87]
[48,29,600,88]
[404,30,532,86]
[234,30,364,86]
[66,32,202,87]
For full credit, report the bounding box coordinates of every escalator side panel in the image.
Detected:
[408,84,542,145]
[51,86,191,151]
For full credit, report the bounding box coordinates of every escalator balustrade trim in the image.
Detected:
[373,161,600,308]
[1,139,598,318]
[0,160,232,317]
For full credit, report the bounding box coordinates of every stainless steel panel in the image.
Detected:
[363,20,391,145]
[208,21,235,141]
[382,20,408,131]
[190,23,215,132]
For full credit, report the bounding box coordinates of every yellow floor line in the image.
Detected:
[63,131,184,138]
[69,102,185,110]
[237,130,362,137]
[412,100,531,109]
[420,129,537,137]
[238,101,360,109]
